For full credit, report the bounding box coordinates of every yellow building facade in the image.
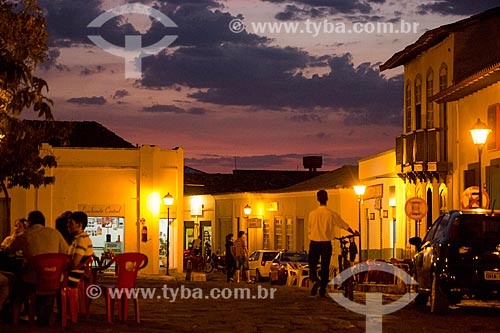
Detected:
[381,7,500,245]
[7,144,184,274]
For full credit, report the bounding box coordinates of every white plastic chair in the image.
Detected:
[286,263,310,287]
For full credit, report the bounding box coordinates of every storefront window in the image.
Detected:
[87,216,124,258]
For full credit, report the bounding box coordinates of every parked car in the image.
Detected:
[248,250,279,282]
[269,251,309,285]
[409,210,500,314]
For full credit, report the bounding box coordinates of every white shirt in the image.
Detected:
[308,206,350,241]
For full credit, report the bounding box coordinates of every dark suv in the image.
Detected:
[410,210,500,314]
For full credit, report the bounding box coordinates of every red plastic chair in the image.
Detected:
[13,253,71,327]
[66,255,96,323]
[102,252,148,323]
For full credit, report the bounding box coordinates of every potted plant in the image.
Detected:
[160,232,168,268]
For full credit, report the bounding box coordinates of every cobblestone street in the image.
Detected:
[1,271,500,333]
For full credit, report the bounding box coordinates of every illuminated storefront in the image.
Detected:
[7,143,184,275]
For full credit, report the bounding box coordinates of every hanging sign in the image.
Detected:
[247,218,262,228]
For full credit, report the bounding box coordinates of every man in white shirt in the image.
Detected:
[308,190,356,297]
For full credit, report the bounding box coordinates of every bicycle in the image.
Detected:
[335,234,359,301]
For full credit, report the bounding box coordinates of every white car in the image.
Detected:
[248,250,279,282]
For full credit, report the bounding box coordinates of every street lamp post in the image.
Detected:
[469,118,491,209]
[353,185,366,262]
[243,204,252,251]
[163,193,174,275]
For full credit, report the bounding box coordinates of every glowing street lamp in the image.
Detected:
[163,193,174,275]
[469,118,491,209]
[243,204,252,216]
[353,185,366,261]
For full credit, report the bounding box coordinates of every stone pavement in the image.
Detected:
[0,271,427,333]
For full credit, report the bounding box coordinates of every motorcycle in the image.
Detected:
[202,252,226,274]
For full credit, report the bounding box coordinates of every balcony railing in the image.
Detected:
[395,128,451,180]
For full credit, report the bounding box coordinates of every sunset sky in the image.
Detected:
[32,0,500,173]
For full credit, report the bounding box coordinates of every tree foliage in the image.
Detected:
[0,0,59,227]
[0,0,53,118]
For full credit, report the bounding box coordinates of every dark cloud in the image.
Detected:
[275,5,334,20]
[186,153,361,172]
[141,104,208,115]
[417,0,500,16]
[186,153,305,171]
[187,107,208,115]
[143,47,403,125]
[264,0,385,20]
[142,44,310,91]
[142,104,185,113]
[39,0,113,46]
[311,132,332,140]
[113,89,130,99]
[66,96,107,105]
[183,53,404,126]
[143,1,268,47]
[289,113,323,123]
[263,0,375,13]
[80,65,105,76]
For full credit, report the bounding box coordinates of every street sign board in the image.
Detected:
[405,197,428,220]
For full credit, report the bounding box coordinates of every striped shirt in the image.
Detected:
[67,231,94,287]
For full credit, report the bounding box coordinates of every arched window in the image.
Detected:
[405,82,411,133]
[415,75,422,130]
[426,69,434,128]
[439,64,448,91]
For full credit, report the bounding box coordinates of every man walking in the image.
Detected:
[308,190,356,297]
[232,231,252,283]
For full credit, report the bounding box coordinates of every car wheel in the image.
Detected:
[255,269,262,282]
[430,272,448,314]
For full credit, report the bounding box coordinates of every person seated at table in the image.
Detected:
[0,218,27,251]
[56,211,73,245]
[7,211,69,282]
[7,211,69,324]
[67,211,94,288]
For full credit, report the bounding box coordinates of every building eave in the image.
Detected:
[380,6,500,71]
[430,61,500,103]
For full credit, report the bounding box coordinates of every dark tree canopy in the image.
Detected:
[0,0,52,118]
[0,1,59,231]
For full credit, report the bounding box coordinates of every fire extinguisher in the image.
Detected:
[141,226,148,242]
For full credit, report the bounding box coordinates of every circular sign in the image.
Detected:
[405,197,428,220]
[460,186,490,209]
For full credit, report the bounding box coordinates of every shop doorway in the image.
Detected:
[217,218,232,254]
[200,221,212,257]
[159,218,174,268]
[184,221,195,250]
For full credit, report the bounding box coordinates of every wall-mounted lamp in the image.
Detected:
[243,204,252,216]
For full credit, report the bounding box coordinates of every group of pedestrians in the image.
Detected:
[224,231,254,284]
[0,209,94,323]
